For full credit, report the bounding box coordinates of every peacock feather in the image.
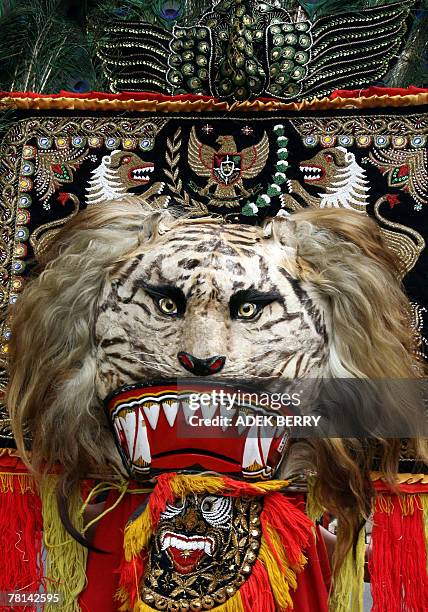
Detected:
[0,0,97,93]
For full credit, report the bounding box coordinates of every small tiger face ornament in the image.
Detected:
[95,218,327,400]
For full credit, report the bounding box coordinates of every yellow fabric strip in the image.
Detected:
[0,448,23,457]
[40,476,88,612]
[371,472,428,485]
[0,93,427,113]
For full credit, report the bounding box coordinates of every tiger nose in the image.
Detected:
[177,351,226,376]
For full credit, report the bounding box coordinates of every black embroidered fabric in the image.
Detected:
[94,0,414,99]
[0,105,427,448]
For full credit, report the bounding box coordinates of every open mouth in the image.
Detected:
[105,380,291,481]
[128,164,154,184]
[300,164,325,182]
[160,531,215,573]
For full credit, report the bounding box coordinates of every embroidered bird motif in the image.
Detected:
[188,127,269,202]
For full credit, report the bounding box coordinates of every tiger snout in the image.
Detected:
[177,351,226,376]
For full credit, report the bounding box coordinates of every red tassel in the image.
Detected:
[149,473,177,526]
[261,493,312,567]
[370,494,428,612]
[0,468,44,602]
[240,560,276,612]
[117,556,145,610]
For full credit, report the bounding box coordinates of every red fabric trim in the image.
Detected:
[1,86,427,103]
[373,480,428,495]
[0,90,217,102]
[330,86,428,99]
[0,455,29,471]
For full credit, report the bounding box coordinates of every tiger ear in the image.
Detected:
[35,198,173,266]
[270,208,401,277]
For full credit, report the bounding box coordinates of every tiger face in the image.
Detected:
[95,218,327,400]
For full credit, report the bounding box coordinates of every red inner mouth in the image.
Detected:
[167,547,206,574]
[107,381,292,479]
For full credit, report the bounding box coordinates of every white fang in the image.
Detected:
[242,425,264,469]
[133,410,151,464]
[162,401,179,427]
[143,403,160,429]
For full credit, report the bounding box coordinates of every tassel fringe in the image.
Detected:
[370,493,428,612]
[0,469,43,598]
[240,560,276,612]
[329,526,365,612]
[40,476,88,612]
[258,534,295,610]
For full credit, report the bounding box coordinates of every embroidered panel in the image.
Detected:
[94,0,414,100]
[0,106,427,443]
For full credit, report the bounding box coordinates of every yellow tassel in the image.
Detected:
[115,587,132,612]
[398,494,420,517]
[258,531,295,610]
[306,475,324,523]
[133,590,244,612]
[375,494,393,514]
[124,505,153,562]
[421,494,428,575]
[170,474,225,498]
[40,476,88,612]
[169,474,290,499]
[329,527,365,612]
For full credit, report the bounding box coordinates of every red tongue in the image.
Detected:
[168,547,205,574]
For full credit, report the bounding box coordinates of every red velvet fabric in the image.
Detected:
[79,490,330,612]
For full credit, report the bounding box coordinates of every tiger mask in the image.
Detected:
[7,198,427,551]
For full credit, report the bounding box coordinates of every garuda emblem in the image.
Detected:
[188,127,269,206]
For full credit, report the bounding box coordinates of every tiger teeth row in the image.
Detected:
[113,402,280,472]
[131,167,154,179]
[300,165,322,181]
[118,399,279,432]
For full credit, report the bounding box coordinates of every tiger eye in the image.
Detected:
[158,297,178,315]
[238,302,257,318]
